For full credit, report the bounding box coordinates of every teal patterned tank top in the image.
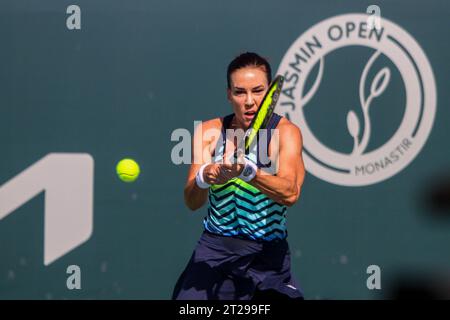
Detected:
[203,113,288,241]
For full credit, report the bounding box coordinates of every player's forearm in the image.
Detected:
[249,172,299,207]
[184,179,208,211]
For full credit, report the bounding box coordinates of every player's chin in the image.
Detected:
[236,113,252,127]
[243,114,255,123]
[237,116,250,127]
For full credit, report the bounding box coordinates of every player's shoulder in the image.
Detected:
[276,116,303,149]
[202,117,223,130]
[277,115,302,137]
[193,117,222,135]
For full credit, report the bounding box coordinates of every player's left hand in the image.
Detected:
[218,153,245,182]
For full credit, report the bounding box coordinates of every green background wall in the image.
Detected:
[1,0,449,299]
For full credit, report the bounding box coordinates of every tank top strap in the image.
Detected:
[211,114,234,159]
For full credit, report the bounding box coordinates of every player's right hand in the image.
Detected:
[203,164,231,185]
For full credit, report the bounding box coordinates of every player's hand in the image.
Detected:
[202,154,245,185]
[202,164,231,185]
[218,152,244,181]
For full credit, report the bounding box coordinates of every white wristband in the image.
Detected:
[195,163,210,189]
[238,157,257,182]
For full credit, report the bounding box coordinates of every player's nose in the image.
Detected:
[245,93,255,106]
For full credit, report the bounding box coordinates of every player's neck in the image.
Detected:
[230,115,248,131]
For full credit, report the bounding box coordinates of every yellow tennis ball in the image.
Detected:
[116,158,140,183]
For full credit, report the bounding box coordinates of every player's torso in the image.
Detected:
[203,113,288,242]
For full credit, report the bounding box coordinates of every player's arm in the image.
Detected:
[249,123,305,207]
[183,119,228,211]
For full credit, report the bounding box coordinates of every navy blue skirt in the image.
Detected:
[172,230,303,300]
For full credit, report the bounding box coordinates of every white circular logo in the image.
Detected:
[277,14,437,186]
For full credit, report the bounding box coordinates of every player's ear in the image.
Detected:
[226,88,232,102]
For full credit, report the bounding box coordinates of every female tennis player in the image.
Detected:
[172,52,306,300]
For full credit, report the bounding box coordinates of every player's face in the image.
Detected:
[227,66,269,129]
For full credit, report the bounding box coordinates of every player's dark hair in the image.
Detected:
[227,52,272,89]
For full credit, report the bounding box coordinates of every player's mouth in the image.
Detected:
[244,110,256,121]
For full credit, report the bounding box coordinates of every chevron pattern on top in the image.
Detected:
[204,177,288,241]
